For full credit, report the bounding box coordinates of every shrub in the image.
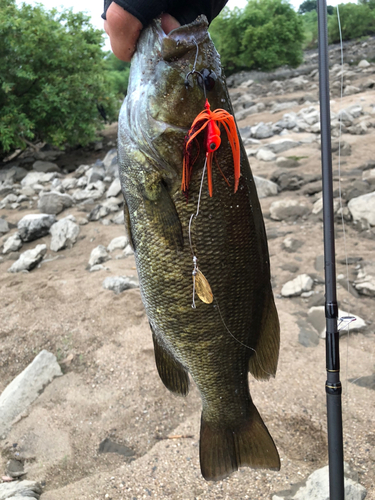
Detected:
[328,2,375,43]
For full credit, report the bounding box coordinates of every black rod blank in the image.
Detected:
[316,0,345,498]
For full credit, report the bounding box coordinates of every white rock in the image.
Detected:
[3,233,22,254]
[0,480,42,499]
[239,79,254,88]
[88,245,110,267]
[281,274,313,297]
[348,191,375,226]
[271,101,299,114]
[107,235,129,252]
[8,244,47,273]
[38,191,73,215]
[61,177,78,190]
[0,217,9,234]
[106,178,122,198]
[308,306,366,338]
[17,213,56,242]
[358,59,370,68]
[354,262,375,297]
[0,350,62,437]
[72,180,106,202]
[256,148,276,162]
[270,199,310,221]
[254,176,278,198]
[251,122,274,139]
[50,216,80,252]
[102,276,139,294]
[21,171,57,187]
[264,139,300,154]
[123,244,134,256]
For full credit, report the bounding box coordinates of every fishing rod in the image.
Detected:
[316,0,345,498]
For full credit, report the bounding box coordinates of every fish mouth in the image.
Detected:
[157,15,210,61]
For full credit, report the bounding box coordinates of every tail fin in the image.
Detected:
[199,404,280,481]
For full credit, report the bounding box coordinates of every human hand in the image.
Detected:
[104,4,180,62]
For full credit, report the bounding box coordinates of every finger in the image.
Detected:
[160,13,180,34]
[105,3,143,62]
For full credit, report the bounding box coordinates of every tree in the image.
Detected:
[0,0,118,155]
[327,2,375,43]
[298,0,317,14]
[104,53,130,97]
[210,0,304,74]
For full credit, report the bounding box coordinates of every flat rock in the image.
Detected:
[0,218,9,234]
[102,276,139,294]
[348,191,375,226]
[276,156,300,169]
[3,233,22,254]
[17,214,56,242]
[8,244,47,273]
[264,139,300,154]
[307,306,366,338]
[50,216,80,252]
[271,101,299,113]
[0,350,62,438]
[0,480,42,499]
[88,245,110,267]
[21,171,57,187]
[72,180,106,202]
[282,237,303,253]
[33,160,60,173]
[281,274,313,297]
[251,122,274,139]
[272,463,366,500]
[354,261,375,296]
[270,199,310,221]
[358,59,370,68]
[38,191,73,215]
[106,177,122,198]
[297,319,320,348]
[254,176,278,198]
[107,236,129,252]
[256,148,276,162]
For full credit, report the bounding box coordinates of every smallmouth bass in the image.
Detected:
[118,15,280,481]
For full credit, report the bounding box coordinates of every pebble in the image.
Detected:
[102,276,139,294]
[88,245,110,267]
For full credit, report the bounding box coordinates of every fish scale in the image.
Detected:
[118,15,280,481]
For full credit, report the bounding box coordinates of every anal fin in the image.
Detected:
[151,328,189,396]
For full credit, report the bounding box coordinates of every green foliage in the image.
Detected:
[301,9,319,48]
[103,53,130,97]
[298,0,317,14]
[210,0,304,74]
[328,3,375,44]
[0,0,119,154]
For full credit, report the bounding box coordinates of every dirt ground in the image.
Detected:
[0,78,375,498]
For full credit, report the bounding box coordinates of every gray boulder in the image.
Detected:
[0,480,42,499]
[256,148,276,162]
[0,217,9,234]
[88,245,110,267]
[308,306,366,338]
[281,274,313,297]
[264,139,300,154]
[61,177,78,190]
[102,276,139,294]
[3,233,22,254]
[88,204,111,221]
[106,177,122,198]
[251,122,274,139]
[103,149,119,179]
[348,191,375,226]
[38,191,73,215]
[8,244,47,273]
[354,261,375,297]
[254,176,278,198]
[87,164,105,184]
[17,214,56,242]
[50,216,80,252]
[0,350,62,438]
[107,235,129,252]
[270,199,310,221]
[21,171,57,187]
[72,180,106,202]
[33,160,60,173]
[271,101,299,114]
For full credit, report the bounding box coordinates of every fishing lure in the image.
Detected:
[181,99,240,197]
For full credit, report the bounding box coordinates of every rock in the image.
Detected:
[272,463,367,500]
[3,233,22,254]
[61,177,78,190]
[358,59,370,68]
[106,178,122,198]
[297,319,320,348]
[281,274,313,297]
[256,148,276,162]
[348,191,375,226]
[0,480,42,499]
[362,168,375,186]
[102,276,139,294]
[88,204,111,221]
[343,180,371,201]
[8,244,47,273]
[350,373,375,390]
[17,214,56,242]
[276,156,299,169]
[50,216,80,252]
[103,149,119,179]
[0,217,9,234]
[354,261,375,297]
[271,170,305,191]
[344,85,361,96]
[331,140,351,156]
[21,171,57,187]
[88,245,110,267]
[282,237,303,253]
[264,139,300,154]
[280,262,300,273]
[270,199,310,221]
[87,164,105,184]
[307,306,366,338]
[271,101,299,114]
[32,160,60,173]
[251,122,274,139]
[111,211,125,225]
[0,193,18,209]
[0,350,62,437]
[37,191,73,215]
[253,176,278,198]
[107,236,129,252]
[72,180,106,202]
[123,244,134,256]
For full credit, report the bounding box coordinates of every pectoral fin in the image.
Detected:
[151,327,189,396]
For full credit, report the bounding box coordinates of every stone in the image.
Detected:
[270,199,310,221]
[102,276,139,294]
[21,171,57,187]
[72,180,106,202]
[103,149,119,179]
[276,156,299,169]
[343,180,371,201]
[87,164,105,184]
[253,176,278,198]
[38,191,73,215]
[271,170,305,191]
[297,319,320,348]
[348,191,375,226]
[3,233,22,254]
[106,177,122,198]
[0,218,9,234]
[331,140,352,156]
[354,261,375,297]
[61,177,78,190]
[0,193,18,209]
[272,463,367,500]
[282,237,303,253]
[17,214,56,242]
[107,235,129,252]
[358,59,370,68]
[123,244,134,256]
[88,204,111,221]
[256,148,276,162]
[264,139,300,154]
[0,350,62,437]
[32,160,60,173]
[88,245,110,267]
[112,211,125,225]
[362,169,375,185]
[8,244,47,273]
[50,216,80,252]
[280,262,299,273]
[251,122,274,139]
[271,101,299,114]
[281,274,313,297]
[0,480,42,499]
[307,306,366,338]
[344,85,360,96]
[350,373,375,390]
